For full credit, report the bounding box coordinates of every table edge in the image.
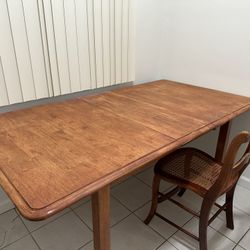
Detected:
[1,104,249,221]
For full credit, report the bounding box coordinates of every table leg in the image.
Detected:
[215,121,232,162]
[92,185,111,250]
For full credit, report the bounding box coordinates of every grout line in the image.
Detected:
[0,208,17,218]
[23,209,72,234]
[233,244,246,250]
[0,234,30,250]
[154,240,168,250]
[134,175,154,188]
[110,211,133,229]
[111,173,178,241]
[133,178,152,189]
[236,228,249,247]
[154,239,168,250]
[155,239,179,250]
[71,194,133,231]
[233,205,250,217]
[7,209,41,250]
[70,198,91,210]
[77,239,93,250]
[234,243,247,250]
[29,234,41,250]
[132,207,173,241]
[134,172,250,247]
[208,205,250,245]
[109,192,134,213]
[132,199,193,241]
[0,210,30,249]
[134,171,175,195]
[71,208,93,232]
[175,214,237,248]
[208,223,237,245]
[209,222,237,245]
[166,241,179,250]
[111,191,151,214]
[2,184,249,250]
[110,176,132,190]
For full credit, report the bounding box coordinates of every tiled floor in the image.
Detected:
[0,166,250,250]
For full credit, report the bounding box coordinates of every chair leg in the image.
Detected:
[226,184,236,230]
[144,174,161,225]
[178,188,186,197]
[199,198,214,250]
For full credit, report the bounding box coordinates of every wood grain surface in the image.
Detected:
[0,80,249,220]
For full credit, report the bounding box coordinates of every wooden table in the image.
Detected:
[0,80,249,250]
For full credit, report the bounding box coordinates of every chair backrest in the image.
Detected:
[224,131,250,172]
[215,131,250,194]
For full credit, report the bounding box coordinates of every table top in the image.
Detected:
[0,80,249,220]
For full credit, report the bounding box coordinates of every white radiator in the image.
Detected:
[0,0,135,106]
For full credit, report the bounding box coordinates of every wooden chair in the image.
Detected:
[145,131,250,250]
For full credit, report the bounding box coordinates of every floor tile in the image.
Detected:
[234,186,250,216]
[172,190,203,212]
[136,166,173,192]
[214,185,250,216]
[0,210,28,249]
[2,235,39,250]
[234,245,246,250]
[135,200,192,239]
[214,194,226,206]
[0,188,14,215]
[111,177,152,211]
[111,176,131,189]
[169,218,236,250]
[157,241,178,250]
[80,215,165,250]
[239,229,250,249]
[111,214,164,250]
[80,240,178,250]
[32,211,92,250]
[73,197,130,229]
[19,207,71,232]
[71,196,91,210]
[210,207,250,243]
[79,241,93,250]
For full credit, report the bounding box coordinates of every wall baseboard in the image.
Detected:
[238,176,250,191]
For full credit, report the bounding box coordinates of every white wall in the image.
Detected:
[135,0,166,83]
[157,0,250,96]
[135,0,250,188]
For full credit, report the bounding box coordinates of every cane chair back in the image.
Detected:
[145,130,250,250]
[209,131,250,198]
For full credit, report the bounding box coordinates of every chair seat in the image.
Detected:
[156,148,222,196]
